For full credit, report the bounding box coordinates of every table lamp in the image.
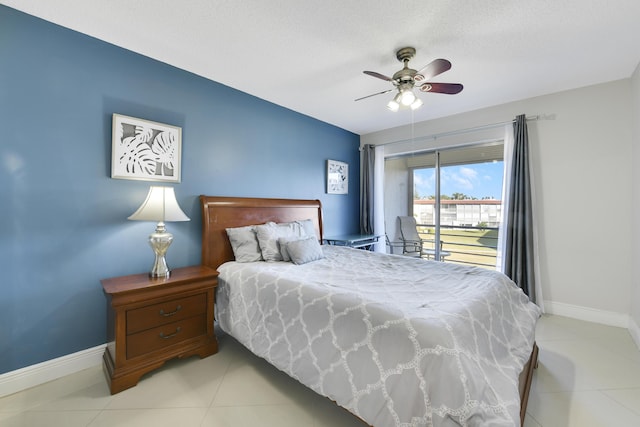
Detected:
[128,186,190,278]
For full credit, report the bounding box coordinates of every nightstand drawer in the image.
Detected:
[126,293,207,334]
[127,314,206,358]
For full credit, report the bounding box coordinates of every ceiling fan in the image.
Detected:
[356,47,463,111]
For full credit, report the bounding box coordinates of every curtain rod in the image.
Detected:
[369,113,556,148]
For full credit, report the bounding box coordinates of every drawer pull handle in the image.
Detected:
[159,327,182,339]
[159,305,182,317]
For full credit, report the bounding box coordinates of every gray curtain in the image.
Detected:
[504,114,535,301]
[360,144,375,234]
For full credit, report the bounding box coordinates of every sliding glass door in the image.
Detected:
[410,144,504,267]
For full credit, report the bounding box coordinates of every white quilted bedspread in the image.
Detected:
[216,246,540,427]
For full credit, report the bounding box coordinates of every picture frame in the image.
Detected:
[111,114,182,182]
[327,159,348,194]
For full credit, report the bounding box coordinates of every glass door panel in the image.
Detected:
[411,144,504,267]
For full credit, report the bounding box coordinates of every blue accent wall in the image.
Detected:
[0,6,360,374]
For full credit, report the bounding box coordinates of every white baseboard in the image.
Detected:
[0,344,105,398]
[543,300,629,328]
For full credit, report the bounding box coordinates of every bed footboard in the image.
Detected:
[519,342,539,425]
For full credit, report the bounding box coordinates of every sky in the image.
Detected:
[413,161,504,200]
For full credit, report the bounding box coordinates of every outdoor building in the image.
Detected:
[413,198,502,227]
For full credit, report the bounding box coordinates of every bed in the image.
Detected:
[200,195,540,427]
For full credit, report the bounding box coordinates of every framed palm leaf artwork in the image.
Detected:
[327,159,348,194]
[111,114,182,182]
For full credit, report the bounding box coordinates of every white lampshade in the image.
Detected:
[128,186,190,223]
[128,186,189,278]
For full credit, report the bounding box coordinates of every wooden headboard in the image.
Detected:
[200,196,324,270]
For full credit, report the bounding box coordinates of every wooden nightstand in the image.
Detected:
[101,265,218,394]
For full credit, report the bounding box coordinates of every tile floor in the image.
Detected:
[0,314,639,426]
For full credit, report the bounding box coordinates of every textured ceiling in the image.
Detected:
[3,0,640,135]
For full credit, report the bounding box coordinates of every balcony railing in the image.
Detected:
[416,223,499,269]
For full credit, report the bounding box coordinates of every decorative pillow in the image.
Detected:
[278,237,300,262]
[286,236,325,265]
[225,225,263,262]
[295,219,317,239]
[255,222,307,261]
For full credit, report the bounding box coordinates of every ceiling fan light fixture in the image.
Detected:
[410,98,423,110]
[387,90,422,112]
[357,47,463,111]
[399,89,416,106]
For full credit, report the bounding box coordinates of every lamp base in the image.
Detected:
[150,256,171,278]
[148,222,173,278]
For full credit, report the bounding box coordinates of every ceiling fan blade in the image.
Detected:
[419,82,463,94]
[363,70,393,81]
[414,59,452,81]
[354,88,394,101]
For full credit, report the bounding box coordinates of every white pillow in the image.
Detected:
[279,220,317,261]
[255,222,307,262]
[286,237,325,265]
[295,219,317,239]
[226,225,263,262]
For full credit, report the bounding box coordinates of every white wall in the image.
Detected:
[631,64,640,344]
[363,79,634,326]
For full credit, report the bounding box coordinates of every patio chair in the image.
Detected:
[398,216,451,261]
[385,234,405,255]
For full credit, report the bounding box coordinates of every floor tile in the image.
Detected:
[534,337,640,392]
[106,333,235,410]
[88,408,208,427]
[201,404,316,427]
[523,413,542,427]
[105,355,227,409]
[212,348,318,408]
[0,366,107,412]
[602,387,640,417]
[0,410,100,427]
[527,390,640,427]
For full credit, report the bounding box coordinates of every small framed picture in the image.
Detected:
[327,159,348,194]
[111,114,182,182]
